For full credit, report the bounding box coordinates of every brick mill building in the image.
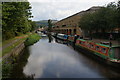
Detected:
[53,6,102,36]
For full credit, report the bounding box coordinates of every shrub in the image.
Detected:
[24,33,40,46]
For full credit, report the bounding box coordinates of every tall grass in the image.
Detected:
[24,33,41,46]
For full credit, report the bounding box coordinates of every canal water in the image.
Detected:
[11,36,120,79]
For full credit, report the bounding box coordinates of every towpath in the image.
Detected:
[0,35,28,61]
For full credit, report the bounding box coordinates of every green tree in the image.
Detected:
[30,21,37,32]
[116,1,120,29]
[79,3,118,33]
[48,19,52,32]
[2,2,32,40]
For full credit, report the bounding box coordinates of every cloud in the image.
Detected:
[29,0,116,21]
[28,0,116,2]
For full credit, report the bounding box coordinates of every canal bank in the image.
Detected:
[9,36,120,79]
[2,33,41,78]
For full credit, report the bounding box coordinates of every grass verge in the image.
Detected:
[2,38,26,57]
[1,33,31,57]
[24,33,41,46]
[2,32,39,78]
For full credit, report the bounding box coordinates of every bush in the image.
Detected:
[3,31,15,40]
[2,59,14,78]
[24,33,41,46]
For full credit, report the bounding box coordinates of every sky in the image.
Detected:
[28,0,117,21]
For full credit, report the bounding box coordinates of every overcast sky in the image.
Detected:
[28,0,117,21]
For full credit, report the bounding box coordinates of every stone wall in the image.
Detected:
[2,40,25,61]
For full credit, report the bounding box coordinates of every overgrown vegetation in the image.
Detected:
[2,60,13,78]
[24,33,41,46]
[2,2,36,40]
[2,32,40,78]
[1,32,31,57]
[79,1,120,39]
[1,1,40,79]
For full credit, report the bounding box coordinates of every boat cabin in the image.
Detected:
[109,46,120,60]
[57,34,67,40]
[76,39,120,62]
[68,36,74,42]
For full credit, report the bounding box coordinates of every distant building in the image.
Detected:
[53,6,102,36]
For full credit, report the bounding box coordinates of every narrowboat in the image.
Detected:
[55,33,68,41]
[75,39,120,68]
[68,35,75,45]
[51,32,56,36]
[68,35,82,45]
[41,34,47,37]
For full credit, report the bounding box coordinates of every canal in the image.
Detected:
[11,36,120,79]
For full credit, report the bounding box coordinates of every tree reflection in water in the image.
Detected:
[47,32,53,43]
[10,48,34,79]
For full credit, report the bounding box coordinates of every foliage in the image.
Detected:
[30,21,37,32]
[48,19,52,32]
[116,1,120,28]
[24,33,41,46]
[2,2,35,40]
[36,20,49,28]
[79,1,120,35]
[2,58,15,78]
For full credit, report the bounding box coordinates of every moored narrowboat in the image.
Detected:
[56,33,68,41]
[75,39,120,68]
[68,35,82,46]
[68,35,75,45]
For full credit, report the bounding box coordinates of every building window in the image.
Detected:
[62,25,66,27]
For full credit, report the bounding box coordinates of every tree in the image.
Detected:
[30,21,37,32]
[79,4,117,33]
[48,19,52,32]
[2,2,32,40]
[116,0,120,29]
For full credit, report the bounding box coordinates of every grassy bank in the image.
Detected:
[24,33,41,46]
[1,35,29,58]
[2,32,41,78]
[1,32,40,57]
[2,38,26,57]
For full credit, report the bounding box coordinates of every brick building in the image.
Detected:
[53,6,102,36]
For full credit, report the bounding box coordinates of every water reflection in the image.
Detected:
[47,32,53,43]
[12,37,120,78]
[10,48,34,79]
[23,38,105,78]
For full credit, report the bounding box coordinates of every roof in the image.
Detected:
[78,39,86,41]
[58,33,65,36]
[96,43,110,47]
[54,6,103,25]
[77,39,120,48]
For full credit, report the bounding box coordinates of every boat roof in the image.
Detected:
[96,43,110,47]
[96,43,120,48]
[77,39,120,48]
[58,34,65,36]
[78,39,86,41]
